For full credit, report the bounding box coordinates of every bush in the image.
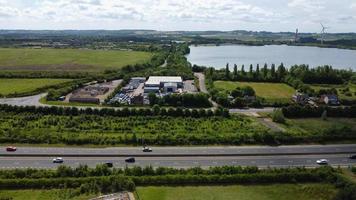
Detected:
[272,109,286,124]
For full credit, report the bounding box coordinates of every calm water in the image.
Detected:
[186,45,356,70]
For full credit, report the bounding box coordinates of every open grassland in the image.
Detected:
[0,78,73,96]
[214,81,295,101]
[0,48,153,72]
[0,189,95,200]
[136,184,338,200]
[310,83,356,100]
[282,118,356,137]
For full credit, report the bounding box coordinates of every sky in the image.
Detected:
[0,0,355,32]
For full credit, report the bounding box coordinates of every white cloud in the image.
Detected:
[288,0,324,12]
[0,0,354,32]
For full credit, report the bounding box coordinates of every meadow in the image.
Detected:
[0,78,73,96]
[136,184,338,200]
[214,81,295,102]
[0,48,153,72]
[0,189,95,200]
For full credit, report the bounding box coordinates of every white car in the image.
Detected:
[316,159,329,165]
[53,157,64,163]
[142,146,152,152]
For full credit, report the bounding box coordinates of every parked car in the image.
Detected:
[142,146,152,152]
[125,157,135,163]
[105,162,113,168]
[53,157,64,163]
[316,159,329,165]
[349,155,356,159]
[6,146,17,152]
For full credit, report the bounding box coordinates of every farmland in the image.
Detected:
[0,48,153,72]
[136,184,338,200]
[0,78,73,96]
[214,81,295,102]
[0,112,270,146]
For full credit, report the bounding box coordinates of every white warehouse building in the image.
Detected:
[144,76,183,93]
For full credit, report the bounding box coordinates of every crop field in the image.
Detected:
[0,112,270,146]
[214,81,295,101]
[0,48,153,72]
[136,184,338,200]
[0,78,73,96]
[0,189,95,200]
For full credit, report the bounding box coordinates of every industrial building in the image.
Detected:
[144,76,183,93]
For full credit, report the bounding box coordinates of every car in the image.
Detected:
[105,162,113,168]
[349,155,356,159]
[125,157,135,163]
[316,159,329,165]
[142,146,152,152]
[6,146,17,152]
[53,157,64,163]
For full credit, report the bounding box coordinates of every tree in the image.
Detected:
[241,65,246,76]
[233,64,238,79]
[225,63,230,80]
[249,64,253,78]
[263,63,268,79]
[242,86,256,96]
[255,64,260,79]
[271,64,276,79]
[148,93,158,106]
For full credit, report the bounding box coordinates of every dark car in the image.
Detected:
[125,157,135,163]
[6,146,17,152]
[105,162,113,168]
[349,155,356,159]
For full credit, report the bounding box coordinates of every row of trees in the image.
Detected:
[149,93,212,108]
[282,105,356,118]
[0,104,229,118]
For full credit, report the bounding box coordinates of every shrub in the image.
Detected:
[272,109,286,124]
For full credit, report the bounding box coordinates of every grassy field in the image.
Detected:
[214,81,295,101]
[310,83,356,100]
[282,118,356,136]
[136,184,338,200]
[0,78,73,96]
[0,189,95,200]
[0,48,153,72]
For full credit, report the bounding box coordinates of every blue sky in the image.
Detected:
[0,0,355,32]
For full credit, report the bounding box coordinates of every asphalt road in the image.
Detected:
[1,144,356,157]
[0,154,355,169]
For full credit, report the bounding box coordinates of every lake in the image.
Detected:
[186,45,356,70]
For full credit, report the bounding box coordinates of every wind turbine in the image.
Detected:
[320,23,329,45]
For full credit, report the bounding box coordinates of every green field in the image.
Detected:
[0,78,72,96]
[214,81,295,101]
[136,184,337,200]
[0,48,153,72]
[0,189,95,200]
[282,118,356,137]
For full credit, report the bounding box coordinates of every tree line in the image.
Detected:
[0,104,229,118]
